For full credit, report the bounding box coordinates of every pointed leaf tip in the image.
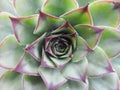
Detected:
[10,15,38,45]
[34,11,65,35]
[38,67,67,90]
[13,52,40,76]
[9,17,20,42]
[61,4,93,26]
[74,25,103,48]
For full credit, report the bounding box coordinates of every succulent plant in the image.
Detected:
[0,0,120,90]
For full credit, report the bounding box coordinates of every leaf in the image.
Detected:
[111,55,120,79]
[72,36,92,62]
[0,35,24,69]
[14,0,44,16]
[61,4,93,26]
[57,80,88,90]
[62,58,88,83]
[34,11,65,35]
[25,33,46,61]
[0,0,17,15]
[99,26,120,57]
[0,71,23,90]
[23,75,47,90]
[87,47,114,77]
[40,48,55,68]
[77,0,96,7]
[0,12,14,42]
[89,0,120,27]
[38,67,67,90]
[88,72,119,90]
[13,52,40,76]
[74,24,103,48]
[0,67,7,78]
[10,15,38,45]
[42,0,79,16]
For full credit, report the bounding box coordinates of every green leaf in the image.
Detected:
[0,0,17,15]
[34,11,65,35]
[89,0,120,27]
[62,58,88,83]
[10,15,38,45]
[0,67,7,78]
[72,36,92,62]
[38,67,67,90]
[13,52,40,76]
[52,22,76,34]
[99,26,120,57]
[42,0,79,16]
[25,33,46,61]
[14,0,44,16]
[87,47,114,77]
[0,35,24,69]
[88,72,119,90]
[40,48,55,68]
[49,54,71,70]
[23,75,47,90]
[0,12,14,42]
[74,25,103,48]
[77,0,96,7]
[0,71,22,90]
[111,55,120,79]
[57,80,88,90]
[60,4,92,26]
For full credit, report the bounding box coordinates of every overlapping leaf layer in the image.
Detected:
[0,0,120,90]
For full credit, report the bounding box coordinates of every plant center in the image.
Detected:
[54,40,67,53]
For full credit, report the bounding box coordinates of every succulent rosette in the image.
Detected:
[0,0,120,90]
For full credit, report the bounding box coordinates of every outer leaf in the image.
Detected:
[87,47,114,77]
[72,36,92,62]
[0,35,24,69]
[23,75,47,90]
[13,52,40,76]
[74,25,103,48]
[89,0,120,27]
[111,55,120,78]
[34,11,65,35]
[0,12,14,42]
[77,0,96,7]
[0,0,17,15]
[57,80,88,90]
[99,26,120,57]
[38,67,67,90]
[14,0,44,16]
[0,68,7,78]
[62,58,88,83]
[61,4,93,26]
[10,15,38,45]
[0,71,23,90]
[88,72,119,90]
[118,23,120,30]
[42,0,79,16]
